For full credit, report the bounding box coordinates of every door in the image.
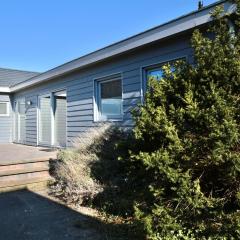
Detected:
[38,94,52,146]
[38,91,67,147]
[18,101,26,143]
[53,91,67,147]
[14,100,26,143]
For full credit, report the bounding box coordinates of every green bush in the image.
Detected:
[50,123,139,215]
[91,128,152,218]
[49,124,144,239]
[129,3,240,239]
[50,3,240,239]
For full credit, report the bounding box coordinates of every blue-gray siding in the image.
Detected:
[12,34,193,146]
[0,94,12,143]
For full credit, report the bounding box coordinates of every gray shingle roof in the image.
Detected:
[0,68,40,87]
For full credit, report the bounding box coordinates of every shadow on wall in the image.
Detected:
[0,189,125,240]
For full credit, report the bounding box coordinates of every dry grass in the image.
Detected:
[50,124,112,206]
[49,124,143,239]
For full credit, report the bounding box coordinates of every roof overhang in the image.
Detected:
[10,0,235,92]
[0,87,10,93]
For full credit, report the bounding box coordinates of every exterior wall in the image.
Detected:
[12,33,193,147]
[0,93,12,143]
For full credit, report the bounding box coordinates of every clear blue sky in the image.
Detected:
[0,0,217,72]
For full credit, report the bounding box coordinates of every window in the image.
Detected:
[146,63,176,82]
[0,102,9,116]
[95,75,123,121]
[147,67,165,81]
[143,59,183,93]
[143,65,170,93]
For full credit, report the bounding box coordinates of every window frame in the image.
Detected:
[94,74,123,122]
[0,101,10,117]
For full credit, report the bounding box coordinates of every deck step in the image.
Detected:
[0,171,52,189]
[0,157,53,166]
[0,181,51,193]
[0,161,49,177]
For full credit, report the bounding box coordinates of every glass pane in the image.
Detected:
[100,79,122,117]
[147,65,175,81]
[147,68,164,81]
[39,96,51,144]
[0,103,7,115]
[101,98,122,116]
[101,80,122,98]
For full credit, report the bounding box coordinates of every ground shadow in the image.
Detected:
[89,128,152,220]
[0,189,129,240]
[39,148,57,152]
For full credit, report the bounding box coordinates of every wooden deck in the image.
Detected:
[0,144,57,192]
[0,144,57,165]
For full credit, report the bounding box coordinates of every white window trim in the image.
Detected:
[0,102,10,117]
[94,74,123,122]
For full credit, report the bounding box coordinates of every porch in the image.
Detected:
[0,144,57,191]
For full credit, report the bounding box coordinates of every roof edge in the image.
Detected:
[0,87,10,93]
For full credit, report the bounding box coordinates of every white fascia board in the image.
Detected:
[0,87,10,93]
[10,1,234,92]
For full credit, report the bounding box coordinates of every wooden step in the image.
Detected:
[0,181,52,193]
[0,171,51,189]
[0,161,49,177]
[0,157,53,166]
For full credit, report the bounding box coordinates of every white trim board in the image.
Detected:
[0,87,10,93]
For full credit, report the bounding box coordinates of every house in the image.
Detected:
[0,0,234,148]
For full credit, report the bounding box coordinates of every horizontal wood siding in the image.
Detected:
[0,94,12,143]
[12,34,193,147]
